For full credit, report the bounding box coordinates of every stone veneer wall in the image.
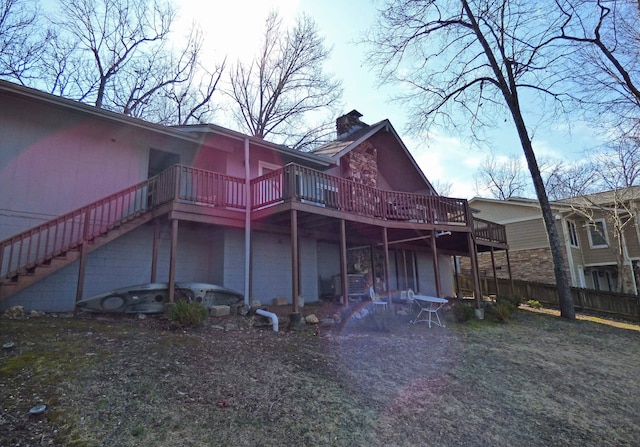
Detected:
[343,141,377,187]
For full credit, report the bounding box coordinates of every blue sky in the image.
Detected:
[177,0,601,199]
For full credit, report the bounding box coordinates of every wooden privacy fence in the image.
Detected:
[457,274,640,323]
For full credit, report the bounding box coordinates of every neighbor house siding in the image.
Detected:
[471,202,541,222]
[624,224,640,258]
[505,219,548,250]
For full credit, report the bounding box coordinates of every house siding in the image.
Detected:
[221,228,246,294]
[0,92,197,238]
[0,224,242,313]
[249,232,319,305]
[416,253,454,297]
[0,261,78,312]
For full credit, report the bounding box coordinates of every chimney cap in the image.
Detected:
[345,109,363,118]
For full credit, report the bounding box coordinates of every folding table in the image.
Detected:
[408,290,448,328]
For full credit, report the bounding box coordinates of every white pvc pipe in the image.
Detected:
[256,309,278,332]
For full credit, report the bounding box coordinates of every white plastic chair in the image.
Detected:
[369,286,388,312]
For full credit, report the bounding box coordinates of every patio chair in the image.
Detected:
[369,286,388,312]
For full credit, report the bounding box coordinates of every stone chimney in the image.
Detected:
[336,110,366,139]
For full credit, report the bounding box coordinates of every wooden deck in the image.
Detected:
[1,164,507,286]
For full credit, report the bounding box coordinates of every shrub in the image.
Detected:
[497,295,521,309]
[168,300,209,327]
[452,302,474,323]
[526,299,542,309]
[489,301,516,322]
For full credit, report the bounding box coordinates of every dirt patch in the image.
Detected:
[1,303,640,446]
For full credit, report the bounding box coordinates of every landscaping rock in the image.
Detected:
[2,306,24,319]
[305,314,319,324]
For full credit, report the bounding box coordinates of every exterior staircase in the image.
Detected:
[0,174,168,301]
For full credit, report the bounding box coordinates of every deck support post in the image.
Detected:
[467,232,482,308]
[490,246,499,298]
[150,219,159,283]
[383,227,391,310]
[75,243,88,303]
[506,249,515,296]
[168,218,179,303]
[291,209,299,314]
[340,220,348,306]
[432,230,441,297]
[75,208,92,303]
[244,136,252,306]
[453,256,461,298]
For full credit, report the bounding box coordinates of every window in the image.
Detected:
[567,220,579,248]
[587,219,608,248]
[258,160,281,176]
[256,161,282,206]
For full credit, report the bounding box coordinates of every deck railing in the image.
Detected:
[0,177,158,279]
[172,165,246,209]
[473,217,508,244]
[0,165,245,280]
[252,163,471,225]
[1,163,504,280]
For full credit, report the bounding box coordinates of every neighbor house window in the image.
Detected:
[567,220,579,248]
[587,219,608,248]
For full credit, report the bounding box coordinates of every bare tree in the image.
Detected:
[228,11,342,150]
[556,0,640,136]
[544,161,598,200]
[595,135,640,189]
[369,0,576,318]
[0,0,47,84]
[431,179,453,196]
[32,0,223,124]
[474,155,529,199]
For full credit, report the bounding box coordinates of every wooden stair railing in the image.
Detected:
[0,166,179,287]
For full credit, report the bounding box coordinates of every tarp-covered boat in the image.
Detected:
[76,282,244,314]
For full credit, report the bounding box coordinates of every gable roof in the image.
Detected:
[312,118,437,194]
[469,196,572,224]
[555,186,640,208]
[0,79,335,169]
[173,123,335,169]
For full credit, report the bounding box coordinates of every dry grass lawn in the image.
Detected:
[1,303,639,446]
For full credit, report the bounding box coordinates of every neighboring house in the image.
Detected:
[470,188,640,295]
[0,80,507,312]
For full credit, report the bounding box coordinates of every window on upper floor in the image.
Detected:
[586,219,608,248]
[567,220,579,248]
[258,160,281,176]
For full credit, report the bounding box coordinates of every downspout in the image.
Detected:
[244,137,251,305]
[256,308,279,332]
